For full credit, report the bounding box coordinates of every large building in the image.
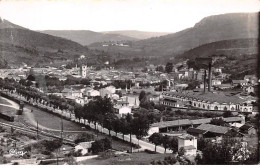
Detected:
[160,91,254,113]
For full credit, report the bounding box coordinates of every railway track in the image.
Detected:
[0,121,75,145]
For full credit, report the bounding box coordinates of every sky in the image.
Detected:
[0,0,259,32]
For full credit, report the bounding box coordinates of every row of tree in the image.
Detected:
[148,133,178,153]
[73,97,151,152]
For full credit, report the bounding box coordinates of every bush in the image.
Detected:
[16,109,23,115]
[163,156,177,164]
[144,149,157,154]
[74,133,94,144]
[178,147,185,157]
[111,136,141,149]
[41,150,52,155]
[91,138,112,154]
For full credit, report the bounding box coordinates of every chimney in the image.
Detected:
[208,62,212,92]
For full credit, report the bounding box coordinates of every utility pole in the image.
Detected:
[37,120,38,139]
[60,115,63,142]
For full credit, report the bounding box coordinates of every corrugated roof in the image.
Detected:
[187,127,208,134]
[190,118,212,125]
[164,91,245,104]
[196,124,230,134]
[223,117,242,122]
[239,125,254,131]
[151,119,191,128]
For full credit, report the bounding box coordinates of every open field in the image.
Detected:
[79,152,173,165]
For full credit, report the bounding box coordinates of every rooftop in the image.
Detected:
[178,134,196,140]
[187,127,208,134]
[196,124,230,134]
[163,91,246,104]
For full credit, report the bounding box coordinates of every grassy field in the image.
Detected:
[22,104,134,152]
[79,152,173,165]
[0,97,12,105]
[24,104,83,131]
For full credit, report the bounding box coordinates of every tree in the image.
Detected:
[118,118,129,141]
[27,74,35,81]
[131,115,150,148]
[165,62,173,73]
[156,66,164,72]
[139,91,146,102]
[196,138,252,165]
[148,133,163,152]
[111,118,121,136]
[161,135,170,153]
[169,137,178,153]
[210,118,227,126]
[223,111,233,118]
[91,138,111,154]
[74,133,94,144]
[178,147,185,157]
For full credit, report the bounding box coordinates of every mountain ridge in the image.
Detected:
[39,30,138,46]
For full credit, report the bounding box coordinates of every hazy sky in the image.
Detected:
[0,0,259,32]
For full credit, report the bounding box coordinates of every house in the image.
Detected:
[79,55,85,59]
[216,84,233,90]
[244,75,257,84]
[178,134,197,156]
[212,79,222,86]
[149,119,191,134]
[114,106,132,118]
[58,76,67,81]
[84,89,100,97]
[114,100,132,117]
[239,125,256,136]
[243,86,254,93]
[232,80,248,87]
[213,68,222,73]
[61,88,83,98]
[100,86,116,98]
[74,141,94,155]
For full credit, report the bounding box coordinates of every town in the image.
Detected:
[0,53,258,165]
[0,0,259,165]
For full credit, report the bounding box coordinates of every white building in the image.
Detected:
[178,134,197,156]
[74,141,94,155]
[80,65,87,78]
[161,91,254,113]
[79,55,86,59]
[212,79,222,86]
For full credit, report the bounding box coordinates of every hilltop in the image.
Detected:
[102,30,170,40]
[0,18,107,67]
[89,12,258,60]
[176,38,258,79]
[40,30,137,46]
